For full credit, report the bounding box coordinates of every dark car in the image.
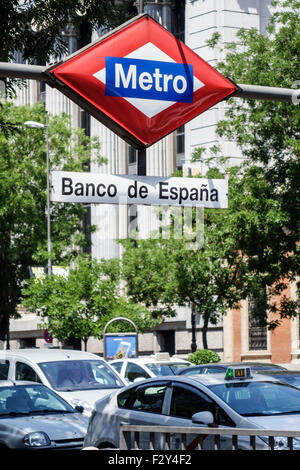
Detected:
[177,361,287,376]
[256,370,300,388]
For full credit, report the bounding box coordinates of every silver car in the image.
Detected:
[83,367,300,450]
[0,349,126,416]
[0,381,89,449]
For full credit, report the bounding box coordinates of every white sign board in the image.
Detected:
[51,171,228,208]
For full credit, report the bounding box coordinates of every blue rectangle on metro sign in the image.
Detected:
[105,56,194,103]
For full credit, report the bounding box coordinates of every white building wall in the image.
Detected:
[184,0,273,173]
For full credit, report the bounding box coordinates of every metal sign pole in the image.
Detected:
[0,62,298,104]
[139,0,144,14]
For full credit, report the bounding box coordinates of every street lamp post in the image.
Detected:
[191,302,197,353]
[24,113,52,276]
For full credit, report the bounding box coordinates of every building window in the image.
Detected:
[171,0,185,41]
[128,146,137,164]
[176,125,185,154]
[172,0,185,167]
[20,337,36,349]
[298,312,300,349]
[80,110,90,137]
[39,81,46,104]
[175,125,185,169]
[248,298,267,350]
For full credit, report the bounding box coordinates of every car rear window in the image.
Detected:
[146,363,176,376]
[0,361,9,380]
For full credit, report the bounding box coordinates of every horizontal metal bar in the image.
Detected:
[120,424,300,438]
[0,62,45,80]
[0,63,299,104]
[235,83,299,103]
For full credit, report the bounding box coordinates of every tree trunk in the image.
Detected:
[0,313,9,347]
[191,302,197,352]
[0,247,15,347]
[202,315,209,350]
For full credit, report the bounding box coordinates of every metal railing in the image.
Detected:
[120,425,300,450]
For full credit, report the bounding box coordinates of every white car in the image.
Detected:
[109,353,192,384]
[83,366,300,450]
[0,348,126,416]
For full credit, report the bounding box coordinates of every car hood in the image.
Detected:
[247,414,300,430]
[1,413,88,440]
[55,388,119,409]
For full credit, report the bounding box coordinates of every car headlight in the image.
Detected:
[24,432,51,447]
[70,398,93,417]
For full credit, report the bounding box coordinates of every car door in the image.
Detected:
[117,380,170,449]
[14,360,43,384]
[124,362,151,383]
[164,382,236,450]
[0,359,9,380]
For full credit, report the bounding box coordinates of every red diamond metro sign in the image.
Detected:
[45,14,239,149]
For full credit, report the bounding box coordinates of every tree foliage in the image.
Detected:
[0,102,104,341]
[120,208,248,349]
[0,0,137,133]
[0,0,135,65]
[194,0,300,327]
[22,254,160,348]
[187,349,221,365]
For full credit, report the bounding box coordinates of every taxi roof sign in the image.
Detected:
[45,14,239,149]
[225,366,252,380]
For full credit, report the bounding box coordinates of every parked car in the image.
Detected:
[176,361,287,376]
[0,349,126,416]
[0,381,89,449]
[109,353,192,384]
[256,370,300,388]
[83,366,300,450]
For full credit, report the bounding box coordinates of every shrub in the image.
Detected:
[187,349,221,365]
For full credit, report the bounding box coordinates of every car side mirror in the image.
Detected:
[191,411,214,425]
[133,377,145,383]
[75,405,84,413]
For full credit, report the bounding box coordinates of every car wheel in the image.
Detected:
[98,443,117,450]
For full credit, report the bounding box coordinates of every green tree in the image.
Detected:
[0,0,137,133]
[22,254,159,349]
[120,209,248,350]
[0,102,104,343]
[1,1,135,65]
[198,0,300,327]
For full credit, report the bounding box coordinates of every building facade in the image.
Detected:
[8,0,299,364]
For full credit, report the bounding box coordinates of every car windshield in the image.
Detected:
[168,363,191,370]
[250,365,284,371]
[39,360,124,391]
[0,384,75,417]
[272,374,300,388]
[209,381,300,417]
[145,363,178,376]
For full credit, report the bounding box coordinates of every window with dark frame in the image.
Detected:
[128,146,137,165]
[248,298,267,351]
[172,0,186,168]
